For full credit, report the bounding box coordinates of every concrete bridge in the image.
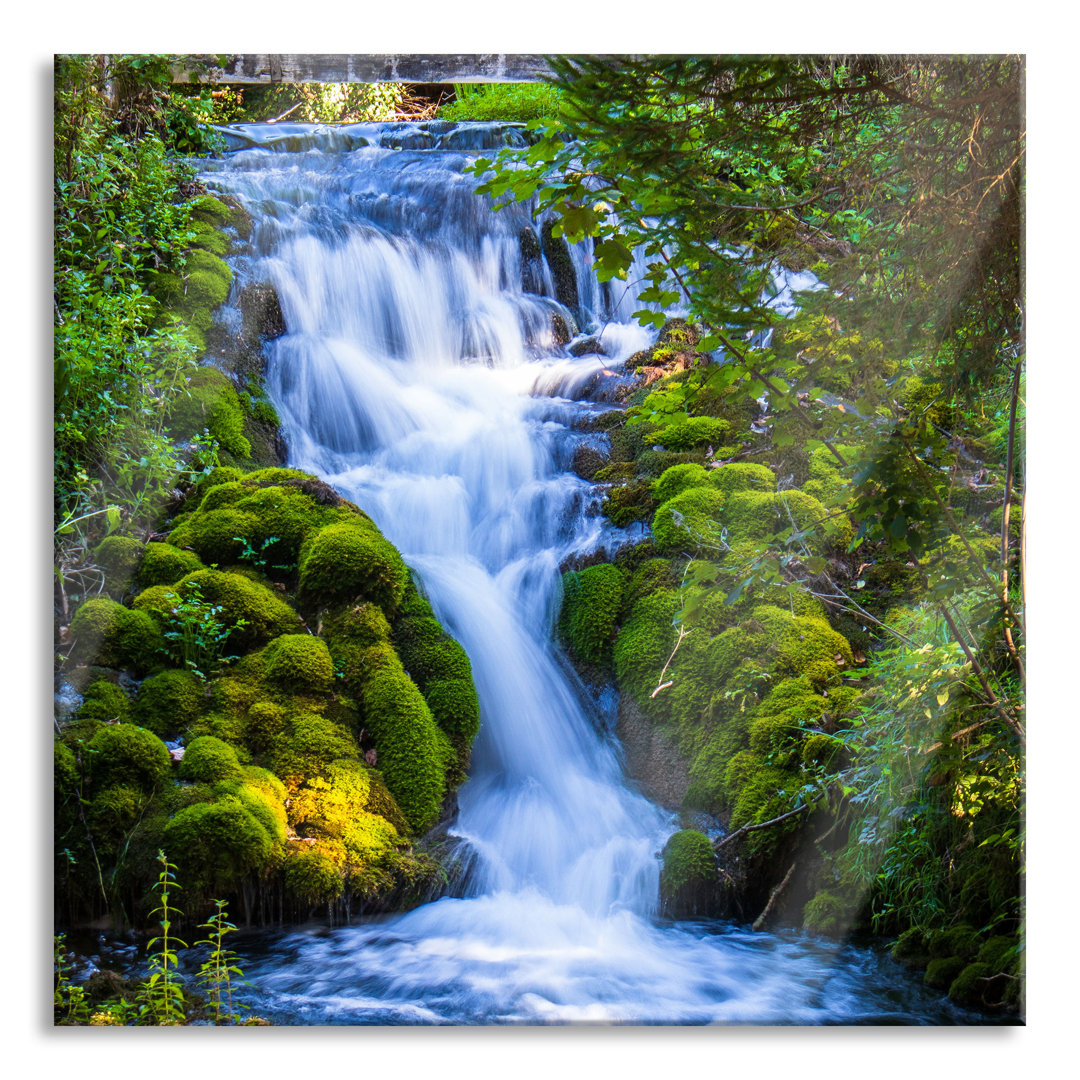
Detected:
[174,54,556,86]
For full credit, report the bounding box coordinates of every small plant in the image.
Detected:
[194,899,248,1024]
[234,535,294,574]
[54,934,90,1025]
[135,852,188,1026]
[160,580,247,680]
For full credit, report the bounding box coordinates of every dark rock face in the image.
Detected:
[540,221,578,314]
[240,282,287,341]
[520,227,544,295]
[615,694,692,808]
[569,336,608,358]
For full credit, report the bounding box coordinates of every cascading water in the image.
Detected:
[196,121,983,1024]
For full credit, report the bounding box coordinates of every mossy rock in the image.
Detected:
[283,847,345,906]
[163,794,278,893]
[422,679,481,742]
[168,367,250,459]
[613,588,679,703]
[891,927,930,966]
[168,505,262,565]
[93,536,144,597]
[138,542,205,588]
[189,219,231,256]
[947,962,997,1006]
[976,935,1018,972]
[927,924,980,961]
[652,463,711,505]
[802,890,851,936]
[298,522,408,614]
[86,724,172,793]
[924,955,967,990]
[67,598,164,673]
[392,613,472,689]
[659,829,719,917]
[243,700,288,756]
[653,416,730,451]
[133,668,206,737]
[269,711,358,783]
[163,569,300,651]
[77,679,132,724]
[558,563,625,665]
[263,633,335,694]
[601,480,657,527]
[179,735,245,784]
[360,658,450,834]
[708,462,777,499]
[651,487,726,553]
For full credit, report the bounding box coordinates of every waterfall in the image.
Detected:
[196,122,979,1025]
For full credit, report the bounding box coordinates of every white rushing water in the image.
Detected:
[197,122,975,1024]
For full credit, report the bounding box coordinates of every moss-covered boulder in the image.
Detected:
[168,366,250,459]
[651,487,726,553]
[558,563,625,665]
[263,634,335,694]
[67,598,163,673]
[137,542,205,588]
[180,735,245,784]
[133,668,205,737]
[298,522,408,613]
[660,829,720,916]
[93,536,144,597]
[86,724,172,793]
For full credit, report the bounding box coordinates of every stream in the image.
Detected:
[193,120,993,1025]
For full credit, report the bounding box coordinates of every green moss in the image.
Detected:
[283,847,344,905]
[298,522,408,613]
[242,700,288,756]
[179,735,245,784]
[601,480,657,527]
[802,890,850,936]
[189,219,230,256]
[87,784,147,847]
[269,711,358,782]
[621,558,674,616]
[67,598,164,673]
[891,928,930,966]
[558,563,625,665]
[593,462,638,483]
[168,367,250,458]
[924,956,967,990]
[133,668,205,737]
[78,679,132,724]
[55,741,80,792]
[167,506,262,565]
[137,542,205,588]
[393,614,473,689]
[651,487,726,554]
[422,679,481,742]
[93,536,144,596]
[165,569,300,651]
[948,962,995,1005]
[653,416,730,451]
[613,588,679,703]
[927,924,980,961]
[232,485,341,568]
[163,794,277,893]
[659,829,719,916]
[263,634,335,694]
[707,462,777,499]
[186,466,245,508]
[87,724,172,793]
[976,935,1018,971]
[652,463,711,506]
[360,658,450,833]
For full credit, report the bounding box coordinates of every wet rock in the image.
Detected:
[572,444,608,481]
[569,336,608,358]
[541,221,578,313]
[616,694,692,808]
